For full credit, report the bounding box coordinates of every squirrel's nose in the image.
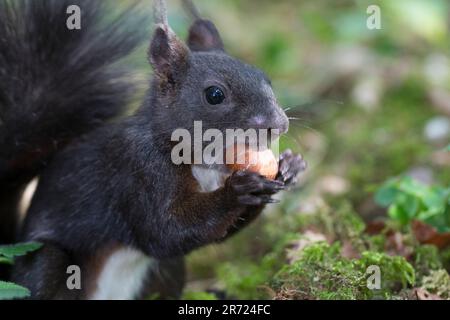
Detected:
[274,105,290,135]
[248,110,289,136]
[276,112,289,135]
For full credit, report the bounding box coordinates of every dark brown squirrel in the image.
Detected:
[0,0,306,299]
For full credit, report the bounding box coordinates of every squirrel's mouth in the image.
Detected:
[223,136,274,153]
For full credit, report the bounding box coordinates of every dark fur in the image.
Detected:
[0,0,148,243]
[1,0,305,299]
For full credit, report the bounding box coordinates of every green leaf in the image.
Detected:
[419,207,443,221]
[0,256,13,264]
[398,176,425,199]
[398,193,419,218]
[0,242,42,259]
[388,204,409,225]
[422,188,446,210]
[374,184,399,207]
[0,281,30,300]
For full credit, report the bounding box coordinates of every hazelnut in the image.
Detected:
[225,144,278,180]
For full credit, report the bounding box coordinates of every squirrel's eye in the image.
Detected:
[205,86,225,105]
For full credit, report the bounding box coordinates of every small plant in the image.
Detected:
[0,242,42,300]
[375,176,450,232]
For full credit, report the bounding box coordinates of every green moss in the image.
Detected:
[440,247,450,271]
[217,252,280,300]
[182,291,218,300]
[414,245,443,280]
[421,269,450,299]
[271,243,415,300]
[365,234,387,252]
[272,242,365,300]
[355,251,415,291]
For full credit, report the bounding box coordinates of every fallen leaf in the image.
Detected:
[385,232,414,259]
[365,220,387,235]
[341,240,360,259]
[411,220,450,249]
[414,288,443,300]
[316,175,350,196]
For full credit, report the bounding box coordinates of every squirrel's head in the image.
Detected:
[147,18,288,144]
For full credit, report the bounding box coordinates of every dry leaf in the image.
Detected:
[365,220,387,235]
[414,288,443,300]
[412,220,450,249]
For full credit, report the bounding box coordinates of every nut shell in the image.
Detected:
[225,145,278,180]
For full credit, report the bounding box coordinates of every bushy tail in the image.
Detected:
[0,0,149,244]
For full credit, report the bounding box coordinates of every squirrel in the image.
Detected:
[0,0,306,299]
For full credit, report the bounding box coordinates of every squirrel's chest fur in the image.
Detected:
[87,246,154,300]
[86,167,228,299]
[191,165,229,192]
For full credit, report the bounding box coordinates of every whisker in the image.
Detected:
[287,98,345,109]
[281,134,305,154]
[288,122,324,139]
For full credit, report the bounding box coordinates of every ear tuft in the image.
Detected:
[187,19,224,52]
[149,24,190,82]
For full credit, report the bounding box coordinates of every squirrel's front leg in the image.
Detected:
[224,150,307,238]
[166,172,284,254]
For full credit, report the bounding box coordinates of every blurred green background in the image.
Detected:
[126,0,449,299]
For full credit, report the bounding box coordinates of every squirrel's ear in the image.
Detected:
[187,19,224,52]
[149,24,190,81]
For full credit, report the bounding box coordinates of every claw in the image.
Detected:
[265,197,280,204]
[276,151,306,186]
[279,149,293,161]
[227,169,286,206]
[257,195,279,204]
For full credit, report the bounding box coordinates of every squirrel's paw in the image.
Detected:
[276,149,307,187]
[225,171,285,206]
